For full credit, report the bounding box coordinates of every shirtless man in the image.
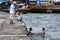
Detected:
[27,28,33,35]
[39,27,45,35]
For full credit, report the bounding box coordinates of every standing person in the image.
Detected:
[9,1,16,24]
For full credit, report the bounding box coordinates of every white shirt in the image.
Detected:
[10,4,15,14]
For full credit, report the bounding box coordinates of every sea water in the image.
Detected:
[22,13,60,40]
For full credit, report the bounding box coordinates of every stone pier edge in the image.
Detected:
[0,35,27,37]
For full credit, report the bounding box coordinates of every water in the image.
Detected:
[22,13,60,40]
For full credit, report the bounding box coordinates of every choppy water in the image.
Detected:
[22,13,60,40]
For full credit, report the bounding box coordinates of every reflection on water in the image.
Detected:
[22,13,60,40]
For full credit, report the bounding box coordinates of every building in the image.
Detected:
[28,0,54,5]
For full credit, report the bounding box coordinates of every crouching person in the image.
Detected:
[17,12,22,21]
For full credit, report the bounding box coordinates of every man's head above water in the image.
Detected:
[42,27,45,31]
[29,28,32,31]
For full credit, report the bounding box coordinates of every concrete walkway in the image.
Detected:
[0,11,29,40]
[0,11,27,35]
[0,35,29,40]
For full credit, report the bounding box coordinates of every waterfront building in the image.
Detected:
[28,0,54,6]
[9,0,55,6]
